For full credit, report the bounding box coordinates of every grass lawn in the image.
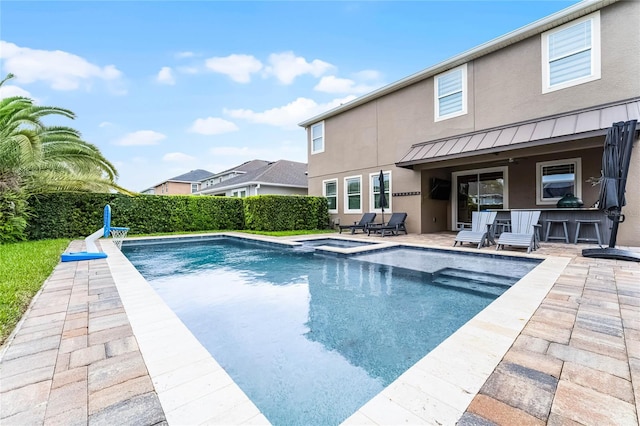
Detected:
[0,239,70,345]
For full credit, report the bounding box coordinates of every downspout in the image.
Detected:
[255,183,260,195]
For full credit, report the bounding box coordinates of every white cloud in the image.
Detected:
[99,121,113,128]
[314,75,380,95]
[354,69,383,81]
[175,51,196,59]
[189,117,239,135]
[0,84,34,100]
[114,130,166,146]
[0,41,124,92]
[163,152,196,162]
[224,96,356,129]
[205,54,263,83]
[265,51,334,85]
[156,67,175,85]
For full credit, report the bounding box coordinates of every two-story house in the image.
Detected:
[299,0,639,246]
[140,169,213,195]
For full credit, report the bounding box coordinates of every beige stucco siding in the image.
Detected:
[153,182,193,195]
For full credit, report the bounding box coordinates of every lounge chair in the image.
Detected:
[338,213,376,234]
[453,211,497,249]
[367,212,408,237]
[496,211,541,253]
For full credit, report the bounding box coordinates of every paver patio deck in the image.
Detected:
[0,232,638,425]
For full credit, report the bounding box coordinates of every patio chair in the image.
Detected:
[338,213,376,234]
[453,211,497,249]
[496,211,541,253]
[367,212,408,237]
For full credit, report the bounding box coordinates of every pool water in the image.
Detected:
[295,237,378,249]
[122,237,538,425]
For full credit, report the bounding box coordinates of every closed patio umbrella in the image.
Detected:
[583,119,639,261]
[378,170,387,224]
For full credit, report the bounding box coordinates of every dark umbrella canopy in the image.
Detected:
[378,170,387,223]
[598,123,623,212]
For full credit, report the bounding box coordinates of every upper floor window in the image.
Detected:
[311,122,324,154]
[323,179,338,214]
[370,171,391,212]
[435,64,467,121]
[542,12,600,93]
[344,176,362,214]
[536,158,581,205]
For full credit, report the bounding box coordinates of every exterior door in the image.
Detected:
[452,167,508,229]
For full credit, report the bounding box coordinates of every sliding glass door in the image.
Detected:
[452,167,508,229]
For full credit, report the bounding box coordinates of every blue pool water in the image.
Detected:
[122,237,539,425]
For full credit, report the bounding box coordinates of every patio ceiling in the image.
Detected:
[397,98,640,169]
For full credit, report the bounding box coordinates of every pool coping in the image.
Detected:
[105,232,570,425]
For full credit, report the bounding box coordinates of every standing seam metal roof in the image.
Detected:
[397,98,640,167]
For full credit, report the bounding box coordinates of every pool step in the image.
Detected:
[431,267,515,297]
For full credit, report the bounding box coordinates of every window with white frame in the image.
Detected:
[191,183,198,193]
[370,171,391,212]
[434,64,467,121]
[536,158,581,204]
[542,12,600,93]
[311,122,324,154]
[323,179,338,213]
[344,176,362,213]
[232,188,247,198]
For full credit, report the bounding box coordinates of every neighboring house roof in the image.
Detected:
[298,0,617,128]
[397,98,640,168]
[201,160,271,181]
[198,160,308,194]
[166,169,214,183]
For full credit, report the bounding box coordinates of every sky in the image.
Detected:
[0,0,580,192]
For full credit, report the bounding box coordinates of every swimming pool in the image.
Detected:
[122,236,539,425]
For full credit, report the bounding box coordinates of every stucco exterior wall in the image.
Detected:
[618,135,640,246]
[306,1,640,236]
[153,182,192,195]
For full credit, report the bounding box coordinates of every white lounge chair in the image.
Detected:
[453,211,497,249]
[496,211,541,253]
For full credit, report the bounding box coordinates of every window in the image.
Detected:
[311,122,324,154]
[370,171,391,212]
[191,183,198,193]
[542,12,600,93]
[323,179,338,213]
[434,64,467,121]
[344,176,362,213]
[536,158,581,204]
[232,188,247,198]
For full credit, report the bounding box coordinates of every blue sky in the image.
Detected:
[1,0,579,192]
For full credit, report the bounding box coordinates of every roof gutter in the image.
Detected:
[297,0,615,128]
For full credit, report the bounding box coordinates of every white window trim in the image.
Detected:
[536,158,582,205]
[451,166,509,231]
[311,121,325,155]
[542,11,601,94]
[369,171,392,213]
[323,178,338,214]
[231,187,248,198]
[344,175,362,214]
[434,64,468,122]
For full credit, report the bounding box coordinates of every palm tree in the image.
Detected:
[0,73,131,194]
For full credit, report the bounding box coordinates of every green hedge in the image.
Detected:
[24,193,329,240]
[244,195,329,231]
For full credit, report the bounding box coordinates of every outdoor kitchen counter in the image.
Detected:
[489,208,610,244]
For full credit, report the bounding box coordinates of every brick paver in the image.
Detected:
[1,233,638,425]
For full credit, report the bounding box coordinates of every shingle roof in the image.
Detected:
[198,160,308,193]
[167,169,214,182]
[205,160,271,179]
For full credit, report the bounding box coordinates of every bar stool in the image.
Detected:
[494,219,511,236]
[574,219,602,245]
[544,219,570,243]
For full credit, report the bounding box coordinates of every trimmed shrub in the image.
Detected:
[25,193,329,239]
[0,190,29,243]
[243,195,329,231]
